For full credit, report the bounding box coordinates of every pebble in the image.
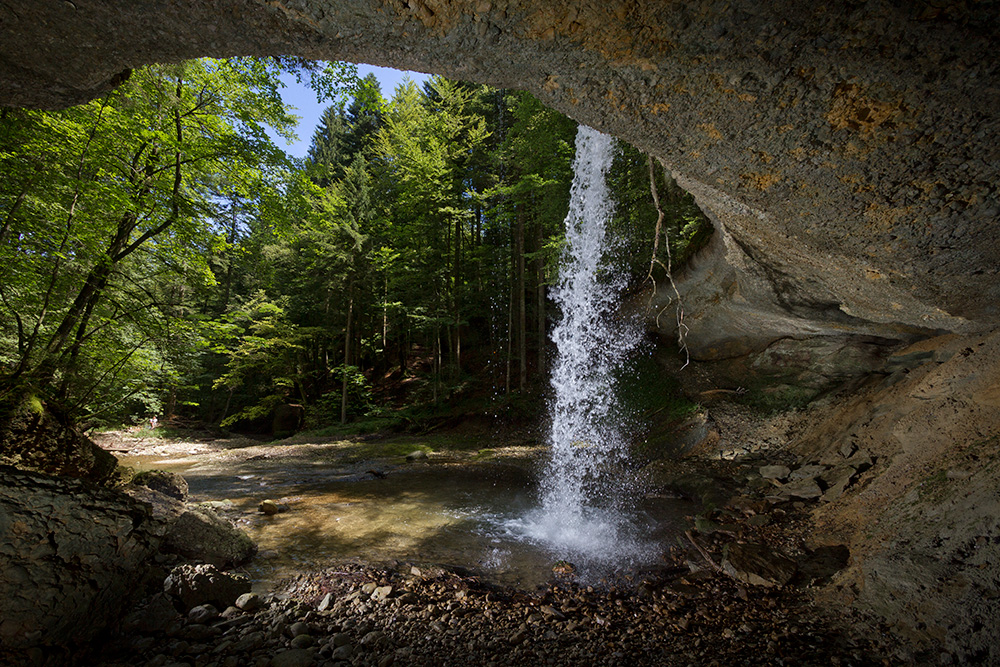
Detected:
[236,593,264,612]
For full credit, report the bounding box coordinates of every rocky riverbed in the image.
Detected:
[95,555,889,667]
[79,422,906,667]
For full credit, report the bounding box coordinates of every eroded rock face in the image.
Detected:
[0,395,118,484]
[792,330,1000,663]
[1,1,998,344]
[0,466,160,661]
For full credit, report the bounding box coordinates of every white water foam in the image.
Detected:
[510,125,651,575]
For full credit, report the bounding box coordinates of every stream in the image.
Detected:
[117,440,694,592]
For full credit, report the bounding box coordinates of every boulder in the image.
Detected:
[163,506,257,568]
[0,394,117,483]
[272,404,305,436]
[722,543,797,587]
[0,466,160,658]
[132,469,189,501]
[163,563,251,610]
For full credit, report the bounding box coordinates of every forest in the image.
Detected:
[0,58,712,436]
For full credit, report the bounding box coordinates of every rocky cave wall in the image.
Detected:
[3,0,999,351]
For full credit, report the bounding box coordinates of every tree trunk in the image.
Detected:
[516,206,527,390]
[341,284,354,425]
[535,219,546,375]
[453,212,462,374]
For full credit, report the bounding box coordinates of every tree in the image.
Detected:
[0,58,296,423]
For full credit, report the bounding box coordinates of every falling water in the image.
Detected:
[516,125,650,573]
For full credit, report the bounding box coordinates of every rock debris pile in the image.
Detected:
[96,552,889,667]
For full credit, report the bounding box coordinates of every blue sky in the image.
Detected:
[271,64,431,158]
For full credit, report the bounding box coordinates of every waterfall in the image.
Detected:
[518,125,650,572]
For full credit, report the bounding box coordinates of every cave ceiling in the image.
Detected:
[2,0,998,350]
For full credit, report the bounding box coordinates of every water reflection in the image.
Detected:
[119,452,691,591]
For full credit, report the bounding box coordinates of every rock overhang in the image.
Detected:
[2,0,998,345]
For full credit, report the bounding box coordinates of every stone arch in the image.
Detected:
[2,0,999,341]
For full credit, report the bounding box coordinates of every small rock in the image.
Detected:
[540,605,566,620]
[405,449,428,462]
[317,592,335,612]
[372,585,393,601]
[289,634,314,649]
[396,592,418,605]
[361,630,386,646]
[838,442,857,458]
[759,465,791,480]
[332,644,353,660]
[269,648,315,667]
[220,606,242,619]
[236,592,264,612]
[188,604,219,624]
[181,624,219,642]
[331,633,352,647]
[259,499,280,515]
[288,621,310,638]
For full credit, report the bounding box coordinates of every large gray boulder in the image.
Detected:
[163,506,257,568]
[0,466,160,661]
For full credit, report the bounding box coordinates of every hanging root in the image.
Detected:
[644,155,689,369]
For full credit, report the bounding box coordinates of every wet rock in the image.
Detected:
[163,563,251,611]
[259,499,281,515]
[132,470,189,501]
[722,543,797,587]
[163,506,257,567]
[405,449,428,462]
